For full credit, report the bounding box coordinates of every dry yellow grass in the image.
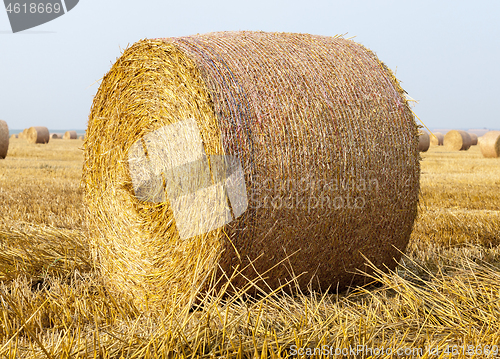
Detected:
[0,140,499,358]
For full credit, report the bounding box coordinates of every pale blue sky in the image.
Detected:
[1,0,499,130]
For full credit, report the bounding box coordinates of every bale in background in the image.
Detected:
[480,131,500,158]
[430,132,444,146]
[469,133,478,146]
[444,130,471,151]
[79,135,84,140]
[63,131,77,140]
[0,120,9,159]
[83,32,420,305]
[51,133,62,139]
[10,134,17,139]
[26,126,50,144]
[18,128,28,139]
[418,132,430,152]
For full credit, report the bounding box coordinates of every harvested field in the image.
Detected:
[1,139,499,357]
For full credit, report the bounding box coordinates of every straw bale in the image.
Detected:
[430,132,444,146]
[18,128,28,139]
[0,120,9,159]
[51,133,62,139]
[10,134,17,139]
[83,32,420,304]
[79,135,84,140]
[468,132,478,146]
[479,131,500,158]
[418,132,430,152]
[63,130,77,140]
[444,130,471,151]
[26,126,50,144]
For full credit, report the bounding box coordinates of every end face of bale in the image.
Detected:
[444,130,471,151]
[83,32,420,306]
[27,126,50,144]
[479,131,500,158]
[63,131,77,140]
[0,120,9,159]
[418,132,430,152]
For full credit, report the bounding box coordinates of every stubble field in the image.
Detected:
[0,138,499,358]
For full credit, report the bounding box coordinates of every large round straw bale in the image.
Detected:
[63,130,77,140]
[444,130,471,151]
[430,132,444,146]
[26,126,50,144]
[51,133,62,139]
[479,131,500,158]
[0,120,9,159]
[83,32,420,304]
[468,133,478,146]
[418,132,430,152]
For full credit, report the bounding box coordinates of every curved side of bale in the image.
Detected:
[26,126,50,144]
[480,131,500,158]
[83,32,420,305]
[430,132,443,146]
[444,130,471,151]
[63,131,77,140]
[418,132,430,152]
[468,133,478,146]
[0,120,9,159]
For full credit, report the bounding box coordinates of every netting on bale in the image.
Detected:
[83,31,420,306]
[0,120,9,159]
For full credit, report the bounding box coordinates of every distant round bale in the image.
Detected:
[468,133,478,146]
[26,126,50,144]
[479,131,500,158]
[83,31,420,304]
[18,128,29,139]
[0,120,9,159]
[78,135,84,140]
[51,133,62,139]
[430,132,444,146]
[10,134,17,139]
[63,131,77,140]
[418,132,430,152]
[444,130,471,151]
